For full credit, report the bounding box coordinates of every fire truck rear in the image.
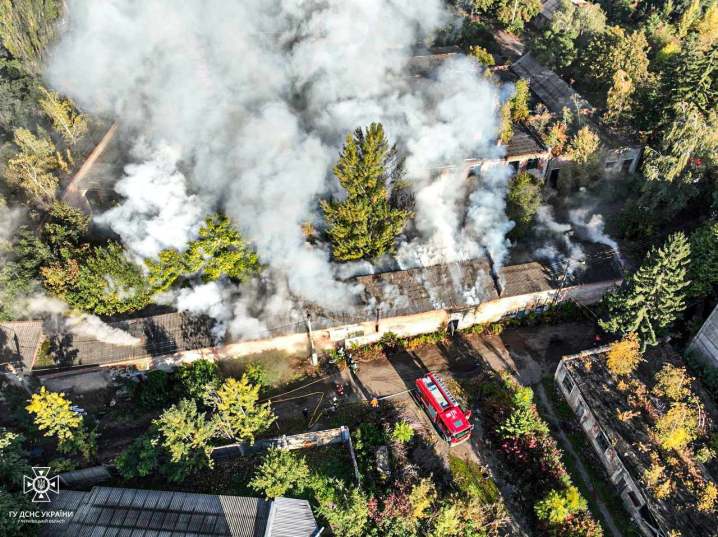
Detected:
[414,372,473,445]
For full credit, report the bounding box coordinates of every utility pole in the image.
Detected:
[306,312,318,367]
[554,259,585,304]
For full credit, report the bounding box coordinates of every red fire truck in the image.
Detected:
[414,372,473,445]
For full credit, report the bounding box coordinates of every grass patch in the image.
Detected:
[537,378,642,537]
[449,455,500,505]
[218,349,302,390]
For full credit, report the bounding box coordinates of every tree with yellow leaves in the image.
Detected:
[654,402,700,450]
[606,333,642,376]
[26,386,97,459]
[697,2,718,43]
[38,87,89,146]
[204,376,275,443]
[652,364,691,401]
[604,69,635,126]
[4,127,65,205]
[26,387,81,445]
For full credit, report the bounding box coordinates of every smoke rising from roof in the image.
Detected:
[46,0,509,338]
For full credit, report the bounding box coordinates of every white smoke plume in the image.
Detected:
[46,0,510,337]
[534,205,585,272]
[65,315,142,346]
[569,208,624,268]
[28,296,140,346]
[95,140,209,259]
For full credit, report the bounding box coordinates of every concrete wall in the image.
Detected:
[688,304,718,367]
[556,357,654,537]
[142,278,619,370]
[546,144,643,184]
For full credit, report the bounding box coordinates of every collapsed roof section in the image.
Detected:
[562,349,718,537]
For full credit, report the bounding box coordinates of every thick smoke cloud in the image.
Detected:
[47,0,508,339]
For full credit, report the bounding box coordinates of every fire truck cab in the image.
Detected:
[414,372,473,445]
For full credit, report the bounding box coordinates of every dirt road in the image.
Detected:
[269,321,600,422]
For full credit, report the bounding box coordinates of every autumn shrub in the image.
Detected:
[249,446,310,498]
[535,486,587,524]
[132,370,174,412]
[606,333,642,376]
[652,364,691,401]
[392,420,414,443]
[654,402,700,450]
[174,359,220,401]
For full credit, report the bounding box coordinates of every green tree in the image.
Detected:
[183,213,259,282]
[249,446,310,498]
[146,213,258,291]
[431,502,462,536]
[315,480,369,537]
[567,127,601,164]
[0,489,36,537]
[641,103,718,216]
[43,200,89,259]
[580,27,649,89]
[114,433,162,480]
[535,486,587,524]
[0,0,61,75]
[4,127,64,205]
[0,428,29,490]
[510,79,531,122]
[154,399,217,483]
[533,0,606,71]
[499,100,514,143]
[43,241,153,315]
[205,376,276,443]
[506,172,541,238]
[0,58,43,135]
[321,123,413,261]
[600,233,691,347]
[666,39,717,117]
[392,420,414,443]
[468,45,495,67]
[175,359,220,401]
[38,87,89,146]
[0,226,49,320]
[604,69,635,126]
[687,222,718,298]
[495,0,541,33]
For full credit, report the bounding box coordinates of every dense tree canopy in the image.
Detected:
[600,233,691,347]
[321,123,414,261]
[506,172,542,239]
[0,0,62,75]
[147,213,258,291]
[580,26,650,89]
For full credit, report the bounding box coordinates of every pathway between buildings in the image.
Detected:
[536,384,622,537]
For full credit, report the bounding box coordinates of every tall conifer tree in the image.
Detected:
[600,232,691,347]
[321,123,413,261]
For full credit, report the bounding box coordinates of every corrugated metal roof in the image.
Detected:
[0,320,43,371]
[36,312,216,371]
[505,124,548,159]
[38,486,321,537]
[39,491,89,537]
[355,259,499,313]
[512,53,593,115]
[266,497,319,537]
